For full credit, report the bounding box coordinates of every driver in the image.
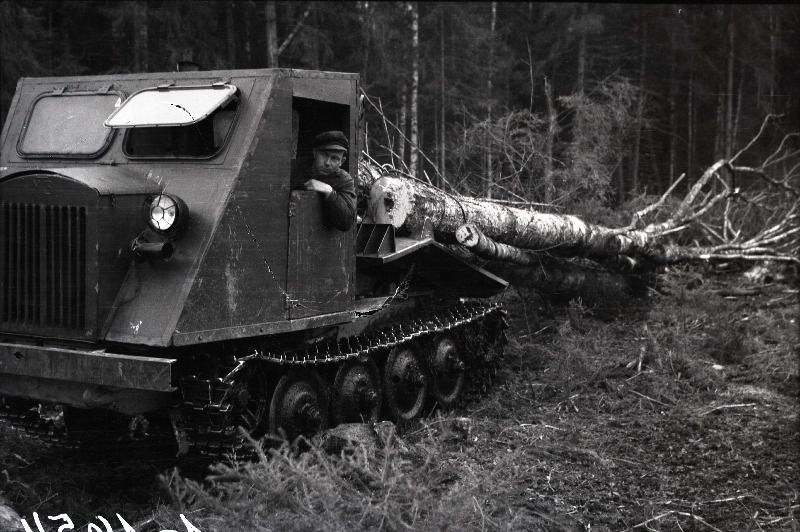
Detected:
[300,131,356,231]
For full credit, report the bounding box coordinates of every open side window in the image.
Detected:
[105,84,239,159]
[291,97,351,174]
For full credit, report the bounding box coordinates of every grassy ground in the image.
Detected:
[1,269,797,531]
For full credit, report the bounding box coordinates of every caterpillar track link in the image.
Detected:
[176,302,506,458]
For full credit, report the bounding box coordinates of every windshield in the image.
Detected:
[105,84,237,127]
[18,93,122,157]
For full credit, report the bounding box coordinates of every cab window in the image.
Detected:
[105,84,239,159]
[18,92,122,158]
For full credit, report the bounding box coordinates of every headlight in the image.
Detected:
[147,194,185,233]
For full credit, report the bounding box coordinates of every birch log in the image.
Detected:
[367,176,654,260]
[457,223,646,272]
[487,258,648,310]
[0,493,23,532]
[454,223,647,306]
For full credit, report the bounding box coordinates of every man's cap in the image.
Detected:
[313,131,349,152]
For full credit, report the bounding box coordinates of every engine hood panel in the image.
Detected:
[2,166,163,196]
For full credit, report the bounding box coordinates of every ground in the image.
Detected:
[0,268,797,531]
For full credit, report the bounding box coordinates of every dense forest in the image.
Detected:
[1,1,798,208]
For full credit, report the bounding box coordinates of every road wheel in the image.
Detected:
[270,370,329,441]
[429,336,466,408]
[333,359,382,424]
[384,345,428,422]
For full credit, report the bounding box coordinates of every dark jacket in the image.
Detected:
[294,162,356,231]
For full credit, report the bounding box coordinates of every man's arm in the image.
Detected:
[321,170,356,231]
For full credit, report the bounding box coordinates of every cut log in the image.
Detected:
[457,223,650,273]
[486,257,650,311]
[0,492,23,532]
[455,223,651,309]
[365,174,798,267]
[455,223,544,266]
[360,115,799,270]
[367,175,654,261]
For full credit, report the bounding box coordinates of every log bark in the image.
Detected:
[361,112,799,270]
[455,223,543,265]
[457,223,644,272]
[363,147,798,268]
[0,492,23,532]
[486,257,649,312]
[366,175,653,260]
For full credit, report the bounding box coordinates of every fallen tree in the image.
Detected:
[362,116,799,269]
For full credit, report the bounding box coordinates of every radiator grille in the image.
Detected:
[1,203,87,331]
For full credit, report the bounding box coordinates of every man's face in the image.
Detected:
[313,148,346,176]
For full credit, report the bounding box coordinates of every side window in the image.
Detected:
[123,97,239,158]
[291,98,350,173]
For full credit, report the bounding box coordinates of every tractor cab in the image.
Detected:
[0,69,362,351]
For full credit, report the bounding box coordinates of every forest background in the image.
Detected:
[1,1,799,210]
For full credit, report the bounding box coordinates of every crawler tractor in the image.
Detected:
[0,68,507,455]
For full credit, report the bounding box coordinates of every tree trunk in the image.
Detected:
[687,61,694,191]
[0,492,23,532]
[366,175,656,261]
[133,0,148,72]
[486,1,497,199]
[309,7,320,69]
[244,1,252,66]
[485,258,648,311]
[409,2,419,179]
[398,85,407,169]
[725,8,735,158]
[733,66,744,149]
[266,1,278,67]
[713,82,724,161]
[576,3,587,95]
[48,0,53,71]
[456,223,544,266]
[543,76,556,204]
[631,18,646,193]
[440,10,446,187]
[769,7,778,109]
[226,1,236,67]
[667,21,677,188]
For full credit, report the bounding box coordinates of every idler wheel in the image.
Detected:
[384,345,428,422]
[269,370,329,441]
[429,336,466,408]
[333,360,382,424]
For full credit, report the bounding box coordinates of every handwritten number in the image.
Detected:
[21,512,199,532]
[116,513,137,532]
[48,514,75,532]
[87,516,112,532]
[97,516,114,532]
[20,513,45,532]
[180,514,202,532]
[20,513,42,532]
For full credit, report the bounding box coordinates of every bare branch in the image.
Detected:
[277,6,312,57]
[623,173,685,231]
[729,114,778,164]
